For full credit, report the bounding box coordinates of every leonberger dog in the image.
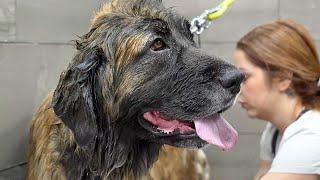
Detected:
[26,0,243,179]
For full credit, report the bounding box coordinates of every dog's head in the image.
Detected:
[52,0,243,153]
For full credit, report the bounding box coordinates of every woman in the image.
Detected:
[234,19,320,180]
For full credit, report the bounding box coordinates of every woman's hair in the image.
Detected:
[236,19,320,110]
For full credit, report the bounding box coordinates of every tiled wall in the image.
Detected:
[0,0,319,179]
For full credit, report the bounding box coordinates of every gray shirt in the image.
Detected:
[260,110,320,174]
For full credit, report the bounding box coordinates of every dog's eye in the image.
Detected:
[150,38,167,51]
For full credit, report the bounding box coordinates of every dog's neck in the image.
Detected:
[61,124,162,180]
[96,128,162,179]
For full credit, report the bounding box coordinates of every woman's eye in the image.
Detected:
[150,38,167,51]
[243,73,250,81]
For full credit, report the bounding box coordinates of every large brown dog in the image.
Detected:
[27,0,243,179]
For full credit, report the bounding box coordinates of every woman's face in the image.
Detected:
[233,49,278,120]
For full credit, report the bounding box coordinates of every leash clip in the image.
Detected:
[190,0,236,35]
[190,8,218,35]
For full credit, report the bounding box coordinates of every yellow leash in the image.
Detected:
[190,0,236,35]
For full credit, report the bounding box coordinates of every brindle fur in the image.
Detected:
[27,0,242,179]
[27,94,209,180]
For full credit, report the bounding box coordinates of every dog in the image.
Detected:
[26,0,243,179]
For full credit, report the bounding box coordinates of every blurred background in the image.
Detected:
[0,0,319,179]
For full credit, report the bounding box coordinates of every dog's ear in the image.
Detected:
[52,47,106,153]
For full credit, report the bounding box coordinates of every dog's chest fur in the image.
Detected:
[27,94,209,180]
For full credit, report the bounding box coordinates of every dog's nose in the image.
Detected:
[219,69,244,94]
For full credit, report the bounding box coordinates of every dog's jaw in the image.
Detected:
[60,123,163,180]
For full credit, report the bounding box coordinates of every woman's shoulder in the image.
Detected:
[270,110,320,174]
[280,110,320,146]
[304,109,320,119]
[286,110,320,134]
[305,109,320,121]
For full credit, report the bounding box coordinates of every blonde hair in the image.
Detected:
[236,19,320,110]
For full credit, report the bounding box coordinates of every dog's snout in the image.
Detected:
[219,69,244,94]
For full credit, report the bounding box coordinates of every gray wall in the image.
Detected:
[0,0,319,179]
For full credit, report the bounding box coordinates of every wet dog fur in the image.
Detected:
[26,0,243,179]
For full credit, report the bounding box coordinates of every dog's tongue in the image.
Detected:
[194,114,238,151]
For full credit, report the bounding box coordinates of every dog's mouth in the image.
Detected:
[142,109,238,151]
[143,111,196,134]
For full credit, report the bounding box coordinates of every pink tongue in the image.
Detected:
[194,114,238,151]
